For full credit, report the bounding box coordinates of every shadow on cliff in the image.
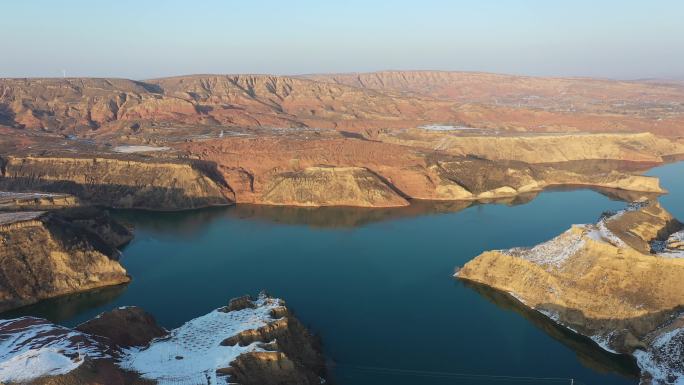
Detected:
[459,280,641,380]
[0,103,17,127]
[0,177,232,211]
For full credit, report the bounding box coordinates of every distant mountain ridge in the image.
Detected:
[1,71,683,136]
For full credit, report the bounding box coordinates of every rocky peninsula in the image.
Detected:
[456,201,684,384]
[0,294,327,385]
[0,207,132,312]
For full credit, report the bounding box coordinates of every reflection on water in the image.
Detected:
[112,186,652,232]
[2,285,127,323]
[461,281,640,380]
[113,195,541,231]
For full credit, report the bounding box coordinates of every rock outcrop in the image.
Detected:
[0,156,234,211]
[75,306,167,348]
[377,130,684,163]
[261,166,409,207]
[425,157,664,200]
[456,201,684,384]
[0,208,132,312]
[0,294,327,385]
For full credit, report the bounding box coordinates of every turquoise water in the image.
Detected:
[7,162,683,385]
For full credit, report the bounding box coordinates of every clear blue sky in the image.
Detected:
[2,0,683,80]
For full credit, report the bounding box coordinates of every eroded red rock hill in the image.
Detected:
[2,71,684,136]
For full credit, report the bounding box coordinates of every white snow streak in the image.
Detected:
[0,317,109,382]
[634,327,684,385]
[112,145,170,153]
[118,295,283,385]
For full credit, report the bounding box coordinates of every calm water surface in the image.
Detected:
[7,162,683,385]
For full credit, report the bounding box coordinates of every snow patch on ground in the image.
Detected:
[112,145,171,153]
[503,226,586,268]
[591,202,649,248]
[0,317,110,382]
[537,308,561,323]
[0,348,81,382]
[634,327,684,385]
[419,124,479,131]
[118,295,284,385]
[497,203,646,269]
[595,220,628,248]
[507,291,528,305]
[590,332,619,354]
[652,230,684,259]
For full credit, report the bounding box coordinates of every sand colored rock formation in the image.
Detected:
[456,202,684,384]
[0,209,131,312]
[377,130,684,163]
[425,157,664,200]
[0,294,327,385]
[261,166,408,207]
[0,155,233,210]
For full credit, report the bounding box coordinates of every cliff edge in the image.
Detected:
[0,156,234,211]
[0,208,132,312]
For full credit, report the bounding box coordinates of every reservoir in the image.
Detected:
[6,161,682,385]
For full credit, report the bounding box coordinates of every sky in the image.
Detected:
[2,0,683,80]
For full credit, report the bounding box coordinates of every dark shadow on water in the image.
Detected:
[0,284,128,324]
[459,280,640,380]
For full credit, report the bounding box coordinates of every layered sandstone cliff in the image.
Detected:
[377,130,684,163]
[0,156,233,210]
[423,157,664,200]
[456,202,684,384]
[261,166,409,207]
[183,137,665,207]
[0,294,327,385]
[0,208,132,312]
